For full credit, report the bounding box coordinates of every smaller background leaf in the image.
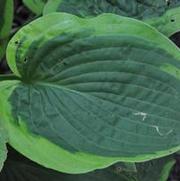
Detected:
[43,0,180,37]
[23,0,47,15]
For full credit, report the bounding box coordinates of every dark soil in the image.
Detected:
[0,1,180,180]
[169,153,180,181]
[170,32,180,48]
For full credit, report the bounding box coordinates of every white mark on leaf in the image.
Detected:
[150,125,173,136]
[133,112,147,121]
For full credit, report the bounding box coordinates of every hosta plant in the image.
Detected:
[0,12,180,176]
[0,0,180,178]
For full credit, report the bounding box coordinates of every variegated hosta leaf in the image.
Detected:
[0,0,13,60]
[43,0,180,37]
[23,0,47,15]
[1,13,180,173]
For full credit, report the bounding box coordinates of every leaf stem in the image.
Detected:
[0,74,20,81]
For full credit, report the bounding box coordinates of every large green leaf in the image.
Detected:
[43,0,180,37]
[0,0,13,61]
[0,13,180,173]
[23,0,47,15]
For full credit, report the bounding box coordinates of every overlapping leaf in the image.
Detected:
[23,0,47,15]
[0,13,179,173]
[43,0,180,37]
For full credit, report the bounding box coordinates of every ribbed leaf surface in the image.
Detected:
[2,13,180,173]
[44,0,179,19]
